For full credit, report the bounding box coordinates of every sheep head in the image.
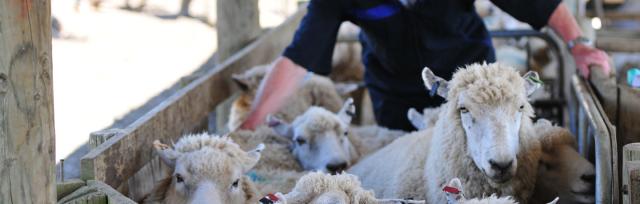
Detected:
[421,63,541,185]
[231,65,269,93]
[533,119,595,204]
[151,134,264,204]
[268,98,358,174]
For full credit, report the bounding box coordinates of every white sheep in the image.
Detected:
[267,98,404,174]
[407,109,596,204]
[228,65,345,131]
[349,63,545,203]
[329,22,364,83]
[264,172,425,204]
[144,133,264,204]
[442,178,559,204]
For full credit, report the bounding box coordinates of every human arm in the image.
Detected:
[239,0,345,130]
[489,0,610,77]
[547,3,610,77]
[239,57,308,130]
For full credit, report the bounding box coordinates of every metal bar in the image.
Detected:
[572,75,618,204]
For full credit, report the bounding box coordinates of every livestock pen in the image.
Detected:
[56,4,635,204]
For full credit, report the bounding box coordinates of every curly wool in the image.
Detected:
[425,63,541,203]
[284,172,378,204]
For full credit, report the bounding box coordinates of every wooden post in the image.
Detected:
[216,0,261,62]
[0,0,56,203]
[215,0,261,133]
[623,143,640,204]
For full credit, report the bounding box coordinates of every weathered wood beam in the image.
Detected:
[80,8,306,190]
[216,0,261,62]
[623,144,640,204]
[0,0,56,203]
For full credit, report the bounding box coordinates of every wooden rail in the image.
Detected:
[80,8,307,190]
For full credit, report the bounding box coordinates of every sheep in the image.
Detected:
[407,108,596,204]
[144,133,265,204]
[329,22,364,83]
[349,63,545,203]
[267,98,405,174]
[228,65,345,131]
[443,178,559,204]
[265,172,425,204]
[530,119,595,204]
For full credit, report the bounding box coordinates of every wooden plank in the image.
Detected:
[630,165,640,204]
[596,36,640,52]
[623,144,640,204]
[588,65,618,124]
[0,0,56,203]
[80,8,307,190]
[619,85,640,144]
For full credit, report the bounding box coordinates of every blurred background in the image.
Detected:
[53,0,299,163]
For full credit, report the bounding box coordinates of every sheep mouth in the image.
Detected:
[488,173,513,184]
[570,190,595,204]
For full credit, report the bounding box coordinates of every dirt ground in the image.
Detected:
[53,0,297,164]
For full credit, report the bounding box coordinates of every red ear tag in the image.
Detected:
[267,193,279,201]
[443,186,460,194]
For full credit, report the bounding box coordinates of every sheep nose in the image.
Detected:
[581,173,595,183]
[326,162,348,174]
[489,159,513,173]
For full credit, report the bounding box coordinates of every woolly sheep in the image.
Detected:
[530,119,595,204]
[329,22,364,83]
[443,178,559,204]
[407,109,596,204]
[349,63,545,203]
[267,172,425,204]
[268,98,405,174]
[144,133,264,204]
[228,65,344,131]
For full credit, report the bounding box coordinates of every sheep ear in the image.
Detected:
[523,71,542,96]
[337,98,356,125]
[421,67,449,98]
[231,74,251,91]
[547,197,559,204]
[153,140,180,168]
[267,115,293,139]
[244,143,265,171]
[407,108,426,130]
[334,82,360,96]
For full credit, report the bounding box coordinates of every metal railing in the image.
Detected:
[570,74,619,204]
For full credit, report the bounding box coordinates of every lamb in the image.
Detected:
[407,109,596,204]
[228,65,345,131]
[144,133,264,204]
[349,63,545,203]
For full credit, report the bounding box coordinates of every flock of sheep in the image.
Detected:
[140,60,596,204]
[139,3,588,202]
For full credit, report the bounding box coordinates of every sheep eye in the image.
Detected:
[459,107,469,113]
[519,105,525,110]
[231,179,239,188]
[295,137,306,145]
[343,131,349,136]
[175,174,184,183]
